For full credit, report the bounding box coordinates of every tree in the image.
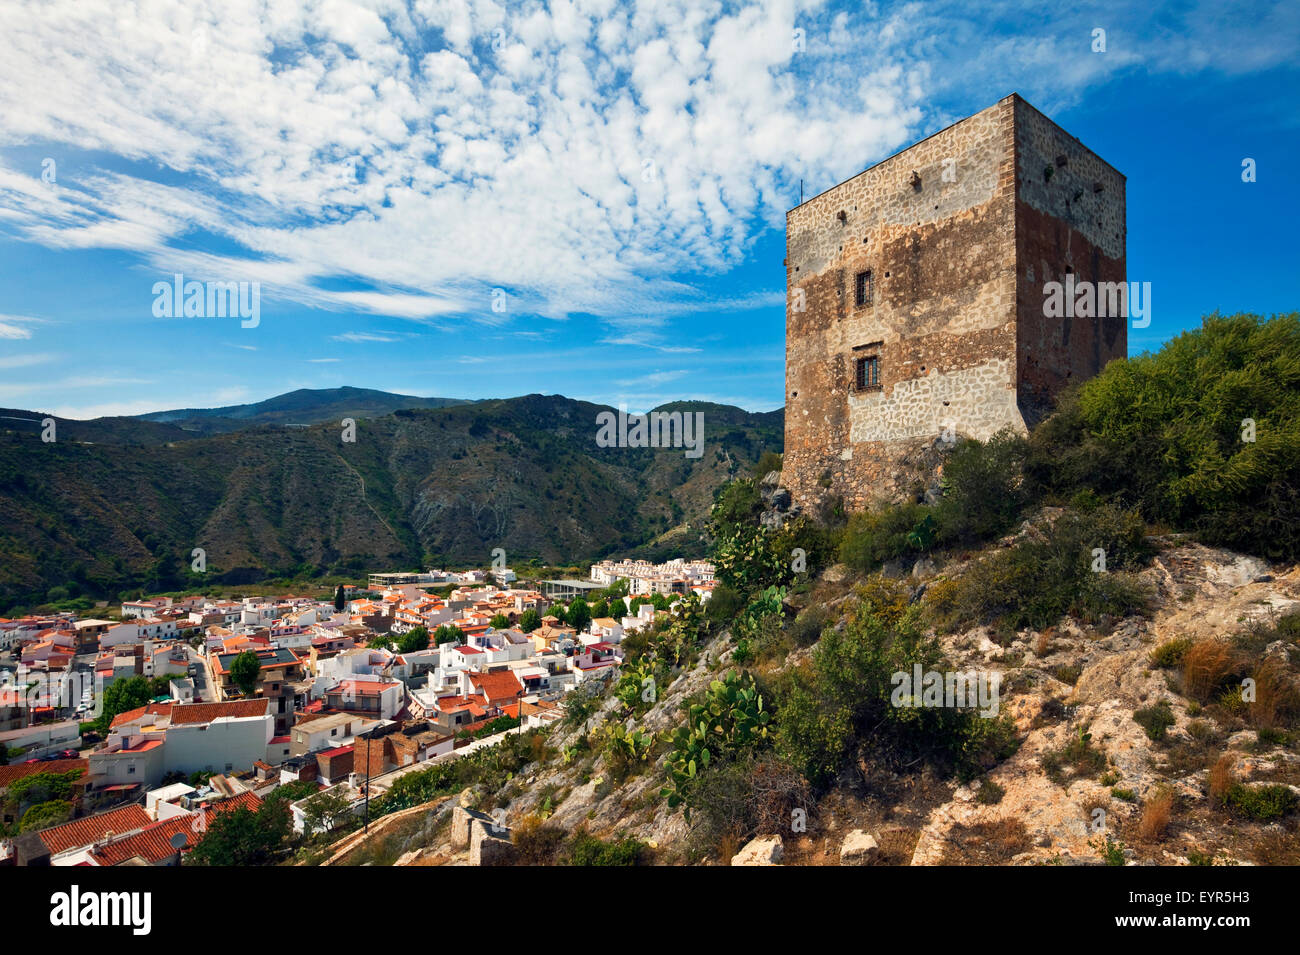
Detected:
[567,598,592,634]
[591,600,610,620]
[333,585,347,612]
[396,625,430,654]
[432,624,464,646]
[518,609,542,633]
[229,651,262,697]
[187,800,291,866]
[96,675,152,732]
[300,787,354,835]
[489,613,511,630]
[20,800,71,833]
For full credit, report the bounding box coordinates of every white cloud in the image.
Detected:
[331,331,401,342]
[0,0,1293,331]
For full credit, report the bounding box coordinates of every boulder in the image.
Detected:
[839,829,880,865]
[731,835,783,866]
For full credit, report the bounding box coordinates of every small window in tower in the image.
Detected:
[855,355,881,392]
[854,270,873,307]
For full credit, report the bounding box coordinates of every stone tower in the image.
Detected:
[783,94,1127,510]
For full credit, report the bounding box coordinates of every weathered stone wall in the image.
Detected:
[784,97,1019,510]
[783,94,1126,510]
[1013,99,1128,424]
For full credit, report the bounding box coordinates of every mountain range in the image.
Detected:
[0,388,782,610]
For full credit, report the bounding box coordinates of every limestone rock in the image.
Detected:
[839,829,880,865]
[731,835,783,866]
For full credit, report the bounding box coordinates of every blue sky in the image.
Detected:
[0,0,1296,418]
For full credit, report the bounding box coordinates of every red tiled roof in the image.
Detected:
[88,814,193,866]
[39,804,152,856]
[0,759,88,789]
[123,738,164,752]
[109,703,173,729]
[169,700,269,725]
[87,792,262,866]
[468,669,523,704]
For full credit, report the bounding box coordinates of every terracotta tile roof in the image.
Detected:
[0,759,88,789]
[468,670,523,704]
[87,792,262,866]
[39,804,152,855]
[168,699,269,725]
[109,703,174,729]
[88,814,193,866]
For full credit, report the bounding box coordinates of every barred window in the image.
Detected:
[855,355,880,391]
[854,270,873,306]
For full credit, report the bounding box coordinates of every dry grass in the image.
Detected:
[938,817,1032,865]
[1251,825,1300,865]
[1248,658,1300,730]
[1138,787,1174,842]
[1184,641,1240,703]
[1209,753,1236,804]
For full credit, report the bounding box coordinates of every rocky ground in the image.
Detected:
[381,528,1300,867]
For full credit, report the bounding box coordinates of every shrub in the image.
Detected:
[1208,754,1236,803]
[932,430,1029,544]
[976,779,1005,805]
[1223,783,1299,821]
[788,605,830,648]
[1041,726,1107,785]
[681,756,811,860]
[839,502,930,570]
[1028,312,1300,562]
[1133,701,1176,742]
[1150,637,1194,669]
[774,598,1018,789]
[566,832,652,866]
[1247,657,1300,730]
[925,505,1151,634]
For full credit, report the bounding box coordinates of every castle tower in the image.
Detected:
[783,94,1127,510]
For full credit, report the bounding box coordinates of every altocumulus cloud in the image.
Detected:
[0,0,1294,330]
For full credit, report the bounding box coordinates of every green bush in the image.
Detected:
[1223,783,1298,821]
[1150,638,1194,668]
[1029,312,1300,561]
[839,502,929,570]
[933,431,1029,544]
[1133,701,1176,741]
[924,505,1151,634]
[774,599,1018,789]
[566,832,652,866]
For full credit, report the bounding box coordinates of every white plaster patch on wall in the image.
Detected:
[847,357,1024,443]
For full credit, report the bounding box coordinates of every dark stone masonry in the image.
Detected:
[783,93,1127,511]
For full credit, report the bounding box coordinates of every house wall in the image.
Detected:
[163,716,272,776]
